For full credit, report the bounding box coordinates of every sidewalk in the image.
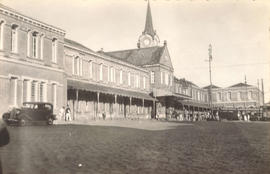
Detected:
[54,118,193,131]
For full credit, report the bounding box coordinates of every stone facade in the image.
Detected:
[209,83,263,109]
[0,4,66,115]
[0,2,264,120]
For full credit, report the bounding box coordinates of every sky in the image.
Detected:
[1,0,270,101]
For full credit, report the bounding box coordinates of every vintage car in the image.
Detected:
[2,102,56,126]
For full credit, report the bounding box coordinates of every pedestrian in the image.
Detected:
[0,120,9,174]
[59,106,65,121]
[102,112,106,120]
[65,105,71,121]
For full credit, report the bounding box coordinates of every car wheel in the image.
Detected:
[19,119,26,126]
[47,118,53,125]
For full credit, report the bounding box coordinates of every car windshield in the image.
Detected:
[23,103,34,108]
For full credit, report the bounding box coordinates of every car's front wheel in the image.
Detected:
[47,118,53,125]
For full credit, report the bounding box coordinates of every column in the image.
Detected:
[114,94,117,118]
[75,89,79,120]
[142,99,145,116]
[153,99,155,119]
[14,78,17,106]
[97,92,100,119]
[129,97,132,116]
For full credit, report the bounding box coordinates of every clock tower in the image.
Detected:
[137,1,160,48]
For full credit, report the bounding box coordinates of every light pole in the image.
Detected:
[244,75,248,114]
[208,44,213,118]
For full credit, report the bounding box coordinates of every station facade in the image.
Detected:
[0,2,264,120]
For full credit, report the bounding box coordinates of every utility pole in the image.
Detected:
[208,44,213,117]
[244,75,248,113]
[261,78,265,118]
[257,79,260,106]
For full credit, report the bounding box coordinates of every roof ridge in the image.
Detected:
[105,45,164,53]
[64,38,94,53]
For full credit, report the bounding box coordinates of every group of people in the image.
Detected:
[58,105,72,121]
[237,111,251,121]
[170,109,220,121]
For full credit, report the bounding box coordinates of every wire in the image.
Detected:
[180,62,270,69]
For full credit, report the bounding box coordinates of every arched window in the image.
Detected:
[52,38,57,63]
[73,56,80,75]
[11,24,19,53]
[0,20,5,50]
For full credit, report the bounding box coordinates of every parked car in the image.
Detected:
[2,102,56,126]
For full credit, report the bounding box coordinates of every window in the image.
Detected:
[52,38,57,63]
[110,67,114,82]
[170,75,173,86]
[120,70,123,84]
[31,81,38,102]
[135,75,139,88]
[52,83,57,107]
[23,79,31,102]
[80,58,83,76]
[99,64,103,81]
[0,20,5,50]
[40,34,44,59]
[228,92,232,100]
[165,73,169,85]
[32,32,39,58]
[150,71,155,84]
[10,77,18,106]
[128,72,131,86]
[143,76,146,89]
[39,82,47,102]
[248,91,252,100]
[73,56,81,75]
[27,30,31,57]
[218,92,222,101]
[160,72,163,84]
[11,24,19,53]
[89,60,93,78]
[113,68,116,83]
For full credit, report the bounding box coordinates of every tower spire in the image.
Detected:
[143,0,155,38]
[137,0,160,48]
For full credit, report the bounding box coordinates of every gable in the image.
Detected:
[159,46,174,70]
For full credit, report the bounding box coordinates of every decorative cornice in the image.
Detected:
[0,56,64,73]
[0,3,66,36]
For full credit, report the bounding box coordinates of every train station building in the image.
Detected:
[0,2,263,120]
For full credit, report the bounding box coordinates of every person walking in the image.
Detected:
[65,105,71,121]
[59,106,65,121]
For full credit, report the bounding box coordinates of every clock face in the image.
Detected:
[143,37,151,46]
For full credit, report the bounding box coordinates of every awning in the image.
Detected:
[180,100,209,108]
[67,79,155,101]
[158,93,191,100]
